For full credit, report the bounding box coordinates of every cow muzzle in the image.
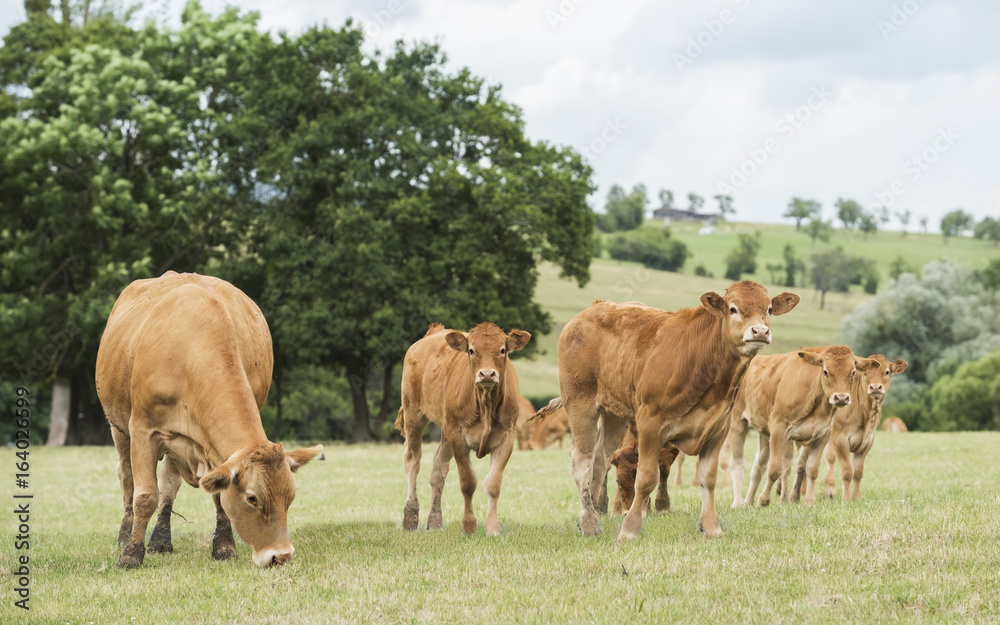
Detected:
[476,369,499,385]
[829,393,852,406]
[868,384,885,396]
[252,545,295,568]
[742,325,771,347]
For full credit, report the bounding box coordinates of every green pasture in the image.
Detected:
[3,434,999,624]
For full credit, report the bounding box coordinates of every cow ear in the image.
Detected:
[201,462,237,493]
[771,292,800,316]
[445,331,469,353]
[891,359,908,374]
[286,444,324,472]
[857,357,881,372]
[797,350,823,367]
[506,329,531,353]
[700,292,726,317]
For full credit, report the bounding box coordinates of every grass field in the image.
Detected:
[3,435,1000,624]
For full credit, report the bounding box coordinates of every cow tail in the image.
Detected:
[394,408,405,435]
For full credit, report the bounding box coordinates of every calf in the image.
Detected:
[609,429,680,515]
[727,346,880,507]
[515,397,537,450]
[396,322,530,535]
[558,281,799,539]
[881,416,908,433]
[820,355,908,500]
[529,404,570,450]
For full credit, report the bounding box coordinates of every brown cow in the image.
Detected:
[95,272,323,569]
[609,429,679,515]
[515,397,537,450]
[881,416,908,433]
[529,404,570,450]
[727,346,880,508]
[558,282,800,539]
[820,355,908,500]
[396,322,530,535]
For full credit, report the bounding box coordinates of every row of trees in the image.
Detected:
[0,2,596,443]
[596,184,734,233]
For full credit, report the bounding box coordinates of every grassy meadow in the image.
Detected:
[3,434,1000,624]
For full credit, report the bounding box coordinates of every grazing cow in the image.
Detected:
[609,429,680,515]
[515,397,537,450]
[558,281,800,539]
[529,404,570,450]
[881,416,908,433]
[396,322,530,535]
[820,355,908,500]
[727,346,880,508]
[95,272,323,569]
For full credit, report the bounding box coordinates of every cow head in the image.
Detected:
[862,354,908,400]
[445,322,530,389]
[200,442,323,567]
[701,280,800,356]
[797,346,880,407]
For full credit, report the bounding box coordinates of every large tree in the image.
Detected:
[784,197,820,229]
[835,198,863,232]
[941,209,974,244]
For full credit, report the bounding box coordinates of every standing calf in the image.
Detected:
[396,322,530,535]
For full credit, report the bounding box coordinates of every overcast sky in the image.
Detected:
[2,0,997,231]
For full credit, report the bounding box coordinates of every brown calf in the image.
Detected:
[881,416,908,433]
[821,355,908,500]
[95,272,322,569]
[727,346,880,508]
[558,281,800,539]
[515,397,537,450]
[529,404,570,450]
[396,322,530,535]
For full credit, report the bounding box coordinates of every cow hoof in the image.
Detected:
[578,510,600,536]
[117,518,134,546]
[403,505,420,531]
[462,517,476,535]
[426,511,443,530]
[117,543,145,569]
[148,526,173,553]
[758,499,770,508]
[212,544,237,561]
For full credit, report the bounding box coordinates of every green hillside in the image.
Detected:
[516,221,997,398]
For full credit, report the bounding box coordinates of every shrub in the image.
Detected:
[607,227,689,272]
[723,231,761,281]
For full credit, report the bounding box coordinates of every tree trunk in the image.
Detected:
[371,363,398,441]
[65,367,113,445]
[819,289,827,310]
[272,369,283,441]
[46,378,71,446]
[349,373,373,443]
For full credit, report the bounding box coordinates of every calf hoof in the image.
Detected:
[116,543,145,569]
[618,514,642,540]
[403,503,420,531]
[578,509,600,536]
[654,495,671,515]
[426,511,443,531]
[148,526,173,553]
[758,498,771,508]
[461,515,477,535]
[212,542,237,561]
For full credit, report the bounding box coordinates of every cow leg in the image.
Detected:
[211,493,237,560]
[117,424,158,568]
[619,420,661,540]
[452,444,479,535]
[595,471,610,517]
[822,440,838,499]
[111,427,134,546]
[592,412,628,516]
[850,447,870,500]
[674,452,684,487]
[401,411,427,531]
[799,436,828,505]
[744,430,770,506]
[427,440,453,530]
[483,436,514,536]
[727,418,749,508]
[567,399,601,535]
[757,425,787,507]
[148,455,182,553]
[789,442,804,503]
[654,446,680,514]
[830,435,854,500]
[719,439,732,488]
[780,440,796,504]
[694,430,727,538]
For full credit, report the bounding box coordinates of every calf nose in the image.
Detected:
[477,369,498,383]
[272,551,294,566]
[830,393,851,406]
[749,325,771,343]
[868,384,885,395]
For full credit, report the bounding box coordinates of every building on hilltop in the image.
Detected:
[651,206,721,226]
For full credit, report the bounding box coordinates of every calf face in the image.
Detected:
[700,281,800,356]
[798,346,880,406]
[863,354,908,398]
[445,322,531,388]
[201,442,322,567]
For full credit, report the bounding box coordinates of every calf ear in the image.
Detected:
[891,359,908,374]
[700,292,726,317]
[506,329,531,352]
[201,462,237,493]
[286,444,324,472]
[797,350,823,367]
[856,357,881,372]
[445,331,469,353]
[771,292,800,315]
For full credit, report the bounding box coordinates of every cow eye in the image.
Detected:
[823,370,829,377]
[885,370,890,376]
[767,306,773,316]
[729,306,738,315]
[499,347,506,355]
[468,347,475,356]
[246,494,258,506]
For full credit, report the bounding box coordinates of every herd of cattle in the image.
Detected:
[94,272,907,569]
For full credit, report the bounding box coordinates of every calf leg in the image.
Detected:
[595,472,609,517]
[401,410,427,531]
[452,443,479,535]
[483,437,514,536]
[694,430,728,538]
[781,441,796,503]
[567,400,601,535]
[850,448,870,500]
[831,436,854,501]
[822,441,838,498]
[757,424,787,507]
[211,493,237,560]
[592,412,628,515]
[148,455,183,553]
[117,422,158,568]
[744,431,770,506]
[799,436,828,505]
[619,420,661,540]
[674,452,685,487]
[654,445,680,514]
[427,441,453,530]
[111,428,134,546]
[727,418,749,508]
[718,439,732,489]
